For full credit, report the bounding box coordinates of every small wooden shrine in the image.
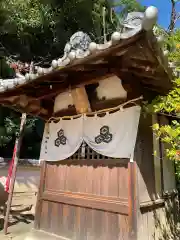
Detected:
[0,6,178,240]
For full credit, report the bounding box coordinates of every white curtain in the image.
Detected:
[39,124,49,161]
[84,106,141,158]
[40,106,141,161]
[40,116,83,161]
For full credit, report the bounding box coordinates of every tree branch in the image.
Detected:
[168,0,177,33]
[175,13,180,24]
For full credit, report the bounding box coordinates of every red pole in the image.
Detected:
[5,146,16,193]
[3,113,27,235]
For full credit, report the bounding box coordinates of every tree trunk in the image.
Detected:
[168,0,176,34]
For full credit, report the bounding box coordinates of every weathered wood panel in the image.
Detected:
[35,146,130,239]
[39,202,129,240]
[44,159,128,200]
[137,196,179,240]
[135,114,156,202]
[136,114,178,240]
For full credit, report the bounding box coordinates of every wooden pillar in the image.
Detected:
[71,87,91,113]
[128,161,137,240]
[3,113,27,235]
[34,160,46,230]
[152,114,162,198]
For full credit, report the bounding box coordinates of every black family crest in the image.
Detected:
[54,129,67,147]
[95,126,113,144]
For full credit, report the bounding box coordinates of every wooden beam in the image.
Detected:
[71,87,91,114]
[0,96,49,117]
[34,83,69,100]
[69,70,112,88]
[120,68,165,81]
[66,62,109,71]
[128,161,137,240]
[36,73,113,101]
[29,82,68,99]
[140,199,165,210]
[4,113,27,235]
[130,57,157,67]
[1,103,48,121]
[42,191,129,215]
[145,32,173,92]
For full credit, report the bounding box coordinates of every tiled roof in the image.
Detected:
[0,6,170,94]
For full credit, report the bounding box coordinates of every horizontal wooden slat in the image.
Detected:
[140,191,178,210]
[43,190,127,202]
[42,191,128,215]
[140,199,165,210]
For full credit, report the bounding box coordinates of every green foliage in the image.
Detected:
[0,0,118,61]
[0,107,37,142]
[111,0,145,24]
[167,29,180,63]
[151,78,180,114]
[0,0,56,61]
[0,0,54,33]
[0,0,146,62]
[112,0,145,14]
[0,57,15,78]
[149,27,180,181]
[153,27,180,63]
[175,160,180,187]
[152,120,180,160]
[149,77,180,161]
[148,29,180,162]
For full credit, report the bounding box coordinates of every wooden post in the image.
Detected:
[3,113,27,235]
[34,160,46,230]
[71,87,91,114]
[128,161,137,240]
[152,114,162,198]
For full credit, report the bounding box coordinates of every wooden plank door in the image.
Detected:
[35,144,130,240]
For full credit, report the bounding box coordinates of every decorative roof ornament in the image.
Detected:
[120,12,144,39]
[157,35,165,43]
[51,31,92,69]
[142,6,158,31]
[64,31,91,55]
[53,8,158,66]
[163,50,169,56]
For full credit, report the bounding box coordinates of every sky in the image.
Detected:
[139,0,180,29]
[112,0,180,30]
